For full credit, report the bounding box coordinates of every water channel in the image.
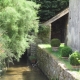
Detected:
[0,59,49,80]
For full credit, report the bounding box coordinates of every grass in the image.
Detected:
[46,44,73,70]
[39,43,80,73]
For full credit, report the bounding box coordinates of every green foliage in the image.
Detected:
[0,30,15,76]
[51,38,60,47]
[38,24,50,43]
[35,0,69,22]
[61,46,72,57]
[29,55,37,64]
[0,0,39,61]
[29,55,37,61]
[51,78,59,80]
[38,24,49,36]
[69,51,80,66]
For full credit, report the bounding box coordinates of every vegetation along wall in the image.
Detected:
[27,24,51,56]
[37,44,79,80]
[67,0,80,52]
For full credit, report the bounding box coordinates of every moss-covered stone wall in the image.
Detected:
[37,44,79,80]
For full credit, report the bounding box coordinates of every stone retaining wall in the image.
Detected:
[37,44,79,80]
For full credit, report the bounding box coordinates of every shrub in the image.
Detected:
[61,46,72,57]
[38,24,50,36]
[29,55,36,60]
[69,51,80,66]
[38,24,50,43]
[29,55,37,64]
[51,38,60,47]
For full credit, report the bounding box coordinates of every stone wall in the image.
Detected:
[27,24,51,56]
[67,0,80,51]
[37,44,79,80]
[27,38,42,56]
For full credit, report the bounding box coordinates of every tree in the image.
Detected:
[35,0,69,22]
[0,29,14,69]
[0,0,39,61]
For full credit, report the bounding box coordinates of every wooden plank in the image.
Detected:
[43,8,69,25]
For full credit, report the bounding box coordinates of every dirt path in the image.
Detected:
[0,61,49,80]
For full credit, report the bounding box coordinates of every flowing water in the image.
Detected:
[0,60,49,80]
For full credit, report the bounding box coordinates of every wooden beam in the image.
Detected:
[43,8,69,25]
